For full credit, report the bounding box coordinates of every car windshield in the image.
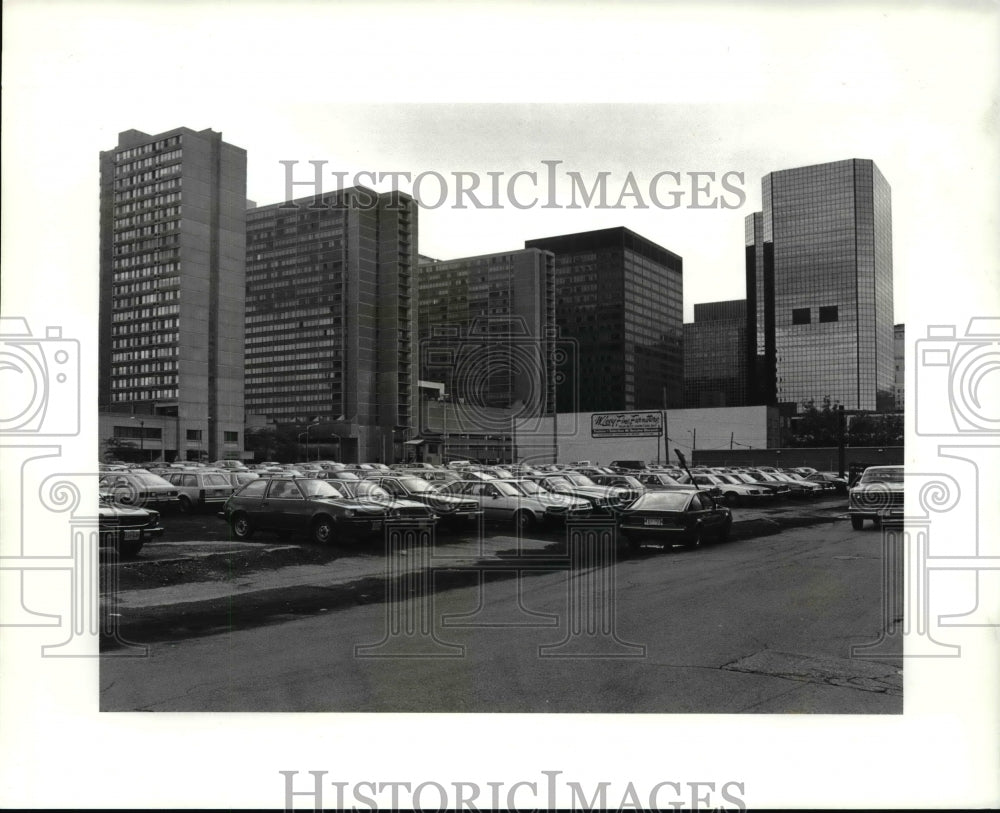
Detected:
[714,474,739,484]
[398,477,438,493]
[491,481,520,497]
[510,480,542,495]
[298,479,348,498]
[631,492,691,511]
[542,476,572,490]
[350,481,392,500]
[617,476,643,488]
[860,467,903,484]
[565,474,596,486]
[131,471,170,486]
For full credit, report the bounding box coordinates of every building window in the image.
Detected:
[792,307,811,325]
[186,429,202,441]
[819,305,839,323]
[224,431,239,443]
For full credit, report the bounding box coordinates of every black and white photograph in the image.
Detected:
[1,1,998,810]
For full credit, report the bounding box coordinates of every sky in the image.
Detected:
[2,2,999,810]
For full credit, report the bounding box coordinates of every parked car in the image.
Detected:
[365,475,483,526]
[506,479,593,523]
[335,479,439,522]
[848,465,904,529]
[211,459,249,471]
[220,476,390,544]
[618,490,732,551]
[447,479,551,531]
[587,474,645,502]
[522,473,632,514]
[707,473,774,505]
[98,470,180,509]
[160,469,236,513]
[806,472,849,495]
[217,470,261,489]
[99,491,164,558]
[635,471,694,492]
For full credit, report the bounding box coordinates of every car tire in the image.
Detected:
[177,495,193,514]
[718,517,732,543]
[118,540,143,558]
[231,513,254,540]
[851,516,865,530]
[312,516,335,545]
[513,510,535,534]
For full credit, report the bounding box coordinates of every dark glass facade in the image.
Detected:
[684,299,748,407]
[745,159,894,411]
[418,249,556,416]
[525,227,683,412]
[245,188,417,462]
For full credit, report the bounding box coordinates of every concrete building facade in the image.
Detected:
[99,127,247,462]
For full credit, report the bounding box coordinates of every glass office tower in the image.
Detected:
[745,159,894,412]
[525,227,683,412]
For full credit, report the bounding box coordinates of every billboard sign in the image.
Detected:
[591,411,663,438]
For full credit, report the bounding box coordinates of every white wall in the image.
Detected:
[513,406,774,466]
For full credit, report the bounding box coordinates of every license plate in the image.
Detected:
[123,529,140,541]
[644,517,663,526]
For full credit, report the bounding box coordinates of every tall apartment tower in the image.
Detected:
[525,227,683,412]
[244,188,418,463]
[745,159,894,412]
[99,127,247,461]
[418,248,556,417]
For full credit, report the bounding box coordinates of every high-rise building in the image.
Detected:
[745,159,894,412]
[244,187,417,463]
[524,227,683,412]
[99,127,247,462]
[684,299,748,408]
[418,249,556,417]
[894,323,905,411]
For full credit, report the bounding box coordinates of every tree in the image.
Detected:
[786,397,841,447]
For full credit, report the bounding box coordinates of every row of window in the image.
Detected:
[113,285,179,303]
[113,163,181,190]
[112,304,180,323]
[114,149,182,177]
[113,250,180,271]
[111,332,178,350]
[111,347,176,363]
[112,317,178,335]
[116,135,182,162]
[113,178,181,202]
[112,374,177,388]
[111,388,177,402]
[115,205,181,230]
[114,192,182,214]
[791,306,839,325]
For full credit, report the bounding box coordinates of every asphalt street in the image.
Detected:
[100,506,902,713]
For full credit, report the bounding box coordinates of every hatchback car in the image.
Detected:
[99,491,164,557]
[618,490,732,550]
[220,476,390,544]
[447,479,551,531]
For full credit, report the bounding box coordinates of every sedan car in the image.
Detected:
[365,475,483,526]
[98,470,180,509]
[618,490,732,550]
[447,479,551,531]
[849,465,904,529]
[220,476,390,544]
[99,491,164,558]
